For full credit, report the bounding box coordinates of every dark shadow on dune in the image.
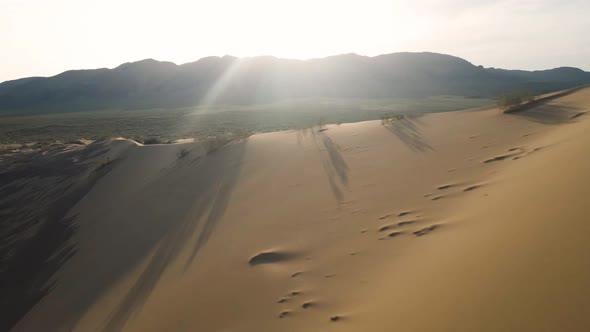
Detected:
[0,143,116,331]
[248,251,296,266]
[502,85,589,116]
[1,140,247,332]
[311,131,349,202]
[383,116,433,152]
[93,140,248,331]
[321,134,348,186]
[508,104,588,125]
[296,128,313,147]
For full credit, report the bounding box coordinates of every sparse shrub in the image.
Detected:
[142,137,163,145]
[65,138,91,145]
[202,134,231,154]
[497,90,534,111]
[200,130,250,154]
[231,128,251,138]
[177,148,190,159]
[306,118,328,132]
[381,112,404,124]
[95,136,112,142]
[33,142,51,149]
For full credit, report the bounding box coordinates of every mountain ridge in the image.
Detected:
[2,52,590,113]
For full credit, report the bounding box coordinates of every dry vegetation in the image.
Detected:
[0,96,493,145]
[200,130,250,154]
[380,112,405,124]
[176,148,190,159]
[496,91,535,112]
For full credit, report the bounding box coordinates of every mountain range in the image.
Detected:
[1,52,590,113]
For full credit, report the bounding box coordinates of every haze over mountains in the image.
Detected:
[1,52,590,113]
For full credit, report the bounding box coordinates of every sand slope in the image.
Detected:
[8,87,590,331]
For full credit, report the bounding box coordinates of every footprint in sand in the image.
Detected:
[483,154,513,163]
[431,195,445,201]
[330,315,342,322]
[388,231,403,238]
[378,225,394,232]
[278,290,303,304]
[379,211,411,220]
[437,184,454,190]
[380,220,416,232]
[413,224,440,237]
[463,185,481,192]
[302,301,315,309]
[291,272,303,278]
[249,251,295,266]
[279,311,291,318]
[397,220,415,226]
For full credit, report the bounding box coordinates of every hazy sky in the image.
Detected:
[2,0,589,82]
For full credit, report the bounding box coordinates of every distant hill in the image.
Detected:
[1,52,590,113]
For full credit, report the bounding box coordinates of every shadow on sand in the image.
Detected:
[383,116,433,152]
[0,143,116,331]
[3,139,248,332]
[91,141,247,332]
[508,104,587,125]
[311,130,349,202]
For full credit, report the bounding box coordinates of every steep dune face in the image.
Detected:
[9,88,590,331]
[344,94,590,332]
[0,139,135,331]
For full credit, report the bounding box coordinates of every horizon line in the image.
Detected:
[2,50,587,84]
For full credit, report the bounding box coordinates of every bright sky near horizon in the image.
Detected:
[1,0,589,82]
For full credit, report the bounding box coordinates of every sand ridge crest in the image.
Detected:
[5,86,590,331]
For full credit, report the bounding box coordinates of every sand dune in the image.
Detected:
[5,87,590,331]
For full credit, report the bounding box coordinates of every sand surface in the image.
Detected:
[7,87,590,331]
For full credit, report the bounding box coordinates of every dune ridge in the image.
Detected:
[5,86,590,331]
